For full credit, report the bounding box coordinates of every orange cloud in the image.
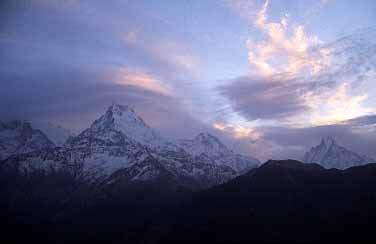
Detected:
[114,68,172,95]
[213,122,262,140]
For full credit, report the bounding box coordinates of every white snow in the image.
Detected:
[303,137,375,169]
[2,104,261,187]
[178,132,260,173]
[31,121,74,146]
[0,121,54,160]
[91,104,171,150]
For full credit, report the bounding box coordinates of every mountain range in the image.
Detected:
[1,105,374,189]
[0,104,260,189]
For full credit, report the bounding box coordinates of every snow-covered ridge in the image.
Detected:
[178,132,260,173]
[0,104,260,188]
[0,121,54,160]
[303,136,375,169]
[178,132,232,157]
[31,121,74,146]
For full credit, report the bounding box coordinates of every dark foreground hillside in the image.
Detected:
[1,160,376,244]
[165,160,376,243]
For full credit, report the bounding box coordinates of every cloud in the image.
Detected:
[0,0,198,81]
[123,29,141,44]
[343,114,376,127]
[226,0,332,77]
[222,0,361,125]
[310,82,373,125]
[113,67,173,95]
[219,76,314,120]
[303,0,330,24]
[218,12,376,124]
[221,77,306,120]
[0,0,204,136]
[225,0,258,22]
[220,72,374,125]
[0,60,206,138]
[213,122,262,141]
[148,39,196,75]
[247,0,331,77]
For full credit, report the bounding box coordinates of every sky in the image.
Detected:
[1,0,376,161]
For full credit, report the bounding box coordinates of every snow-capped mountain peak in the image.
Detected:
[109,104,146,127]
[178,132,231,157]
[178,132,259,173]
[92,104,147,130]
[304,137,375,169]
[321,136,336,148]
[195,132,224,145]
[91,104,159,146]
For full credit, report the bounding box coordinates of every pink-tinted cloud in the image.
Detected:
[247,0,331,77]
[227,0,331,77]
[310,82,373,125]
[213,122,262,141]
[113,68,173,95]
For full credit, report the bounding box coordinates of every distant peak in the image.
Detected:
[304,136,375,169]
[196,132,214,139]
[195,132,222,143]
[107,103,135,115]
[0,120,32,131]
[90,103,159,145]
[95,103,146,125]
[321,136,336,147]
[103,104,145,124]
